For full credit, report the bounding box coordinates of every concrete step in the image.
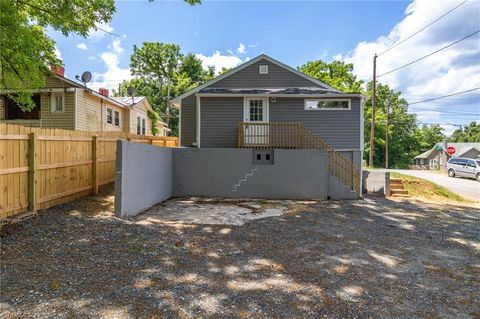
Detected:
[390,184,405,190]
[391,189,409,195]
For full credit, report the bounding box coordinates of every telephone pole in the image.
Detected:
[369,54,377,167]
[385,100,390,169]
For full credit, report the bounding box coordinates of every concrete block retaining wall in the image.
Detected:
[115,143,362,217]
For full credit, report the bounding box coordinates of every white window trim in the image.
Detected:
[259,65,268,74]
[114,110,121,127]
[50,93,65,113]
[106,107,113,124]
[304,98,351,111]
[136,115,147,135]
[243,97,269,122]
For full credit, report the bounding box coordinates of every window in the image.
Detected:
[467,160,476,168]
[259,65,268,74]
[3,94,41,119]
[249,99,264,121]
[449,158,467,166]
[114,110,120,126]
[142,118,146,135]
[51,93,64,112]
[305,99,350,110]
[137,116,141,134]
[106,108,113,124]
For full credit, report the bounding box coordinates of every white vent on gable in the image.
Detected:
[259,65,268,74]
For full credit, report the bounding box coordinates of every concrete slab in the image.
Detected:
[135,197,290,226]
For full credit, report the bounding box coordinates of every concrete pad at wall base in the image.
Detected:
[173,148,328,200]
[115,141,172,218]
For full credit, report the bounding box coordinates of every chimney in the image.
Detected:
[50,65,65,77]
[99,88,109,97]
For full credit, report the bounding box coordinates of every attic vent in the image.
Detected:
[259,65,268,74]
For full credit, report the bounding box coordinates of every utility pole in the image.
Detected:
[385,100,390,169]
[369,54,377,167]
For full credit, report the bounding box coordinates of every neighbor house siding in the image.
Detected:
[40,92,75,130]
[210,59,326,88]
[75,90,102,131]
[200,97,243,148]
[180,94,197,147]
[130,102,152,135]
[461,148,480,159]
[270,97,362,150]
[44,76,76,89]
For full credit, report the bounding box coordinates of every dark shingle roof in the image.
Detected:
[198,87,339,95]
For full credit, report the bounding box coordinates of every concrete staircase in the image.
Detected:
[390,178,410,197]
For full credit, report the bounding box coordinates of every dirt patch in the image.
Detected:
[1,187,479,318]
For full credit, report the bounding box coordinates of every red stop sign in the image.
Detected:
[446,146,456,155]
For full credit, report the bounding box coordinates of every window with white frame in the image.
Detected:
[51,93,64,112]
[259,65,268,74]
[305,99,350,110]
[142,118,146,135]
[137,116,146,135]
[114,110,120,126]
[106,108,113,124]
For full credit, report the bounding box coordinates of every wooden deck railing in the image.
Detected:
[238,122,361,195]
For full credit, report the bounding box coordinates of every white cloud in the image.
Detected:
[336,0,480,127]
[195,51,244,74]
[237,43,246,54]
[88,22,114,41]
[89,39,131,92]
[54,46,62,60]
[248,44,258,48]
[77,43,88,50]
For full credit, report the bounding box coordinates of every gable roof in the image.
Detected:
[112,96,155,113]
[414,142,480,159]
[172,54,344,105]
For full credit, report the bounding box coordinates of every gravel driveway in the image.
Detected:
[390,169,480,202]
[1,187,479,318]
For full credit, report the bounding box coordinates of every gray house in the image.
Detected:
[172,54,364,196]
[412,142,480,170]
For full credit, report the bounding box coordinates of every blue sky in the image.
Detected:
[51,0,480,135]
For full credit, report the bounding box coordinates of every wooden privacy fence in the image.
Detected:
[0,123,178,222]
[238,122,361,194]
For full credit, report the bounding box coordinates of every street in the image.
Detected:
[390,169,480,202]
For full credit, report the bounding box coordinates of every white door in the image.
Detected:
[243,98,269,145]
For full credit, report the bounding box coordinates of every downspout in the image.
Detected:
[100,99,104,131]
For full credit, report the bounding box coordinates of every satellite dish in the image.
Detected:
[127,86,136,97]
[80,71,92,83]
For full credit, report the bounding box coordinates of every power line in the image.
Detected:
[377,29,480,78]
[408,87,480,105]
[378,0,468,57]
[409,107,480,115]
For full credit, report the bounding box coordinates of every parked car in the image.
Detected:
[447,157,480,181]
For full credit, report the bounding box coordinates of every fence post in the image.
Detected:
[28,132,38,212]
[92,135,99,194]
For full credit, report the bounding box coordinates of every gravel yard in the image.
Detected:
[1,187,479,318]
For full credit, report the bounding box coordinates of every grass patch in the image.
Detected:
[391,172,473,203]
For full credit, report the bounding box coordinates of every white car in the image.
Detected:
[447,157,480,181]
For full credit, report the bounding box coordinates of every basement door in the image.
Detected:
[243,98,269,146]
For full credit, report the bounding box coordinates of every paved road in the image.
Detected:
[390,169,480,202]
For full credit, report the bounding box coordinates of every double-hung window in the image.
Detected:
[106,108,113,124]
[137,116,146,135]
[305,99,350,110]
[114,110,120,126]
[142,118,146,135]
[51,93,64,112]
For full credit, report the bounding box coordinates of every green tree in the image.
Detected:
[118,45,213,135]
[450,122,480,142]
[298,60,363,93]
[0,0,200,111]
[413,125,445,152]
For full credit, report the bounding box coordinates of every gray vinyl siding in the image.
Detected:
[180,94,197,147]
[200,97,243,148]
[270,97,361,150]
[210,59,325,88]
[461,148,480,159]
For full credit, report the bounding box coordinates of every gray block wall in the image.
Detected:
[115,141,172,218]
[173,148,329,200]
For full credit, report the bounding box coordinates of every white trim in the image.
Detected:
[196,95,201,148]
[50,92,65,113]
[178,104,182,142]
[243,97,269,122]
[113,109,121,127]
[304,98,351,111]
[195,93,363,98]
[259,65,268,74]
[73,88,77,130]
[172,54,342,105]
